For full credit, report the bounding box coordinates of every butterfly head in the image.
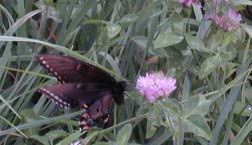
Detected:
[113,81,127,105]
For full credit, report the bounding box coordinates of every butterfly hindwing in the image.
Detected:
[79,92,113,131]
[38,83,98,109]
[37,55,116,84]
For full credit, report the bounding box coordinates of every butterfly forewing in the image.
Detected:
[37,55,116,84]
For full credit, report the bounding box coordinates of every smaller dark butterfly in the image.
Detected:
[36,54,126,131]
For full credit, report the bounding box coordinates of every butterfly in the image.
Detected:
[36,54,126,131]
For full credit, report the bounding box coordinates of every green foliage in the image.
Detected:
[116,124,132,145]
[0,0,252,145]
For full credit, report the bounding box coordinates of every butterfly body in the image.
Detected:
[37,54,126,131]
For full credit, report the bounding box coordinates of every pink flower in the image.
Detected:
[214,9,241,31]
[136,72,177,102]
[178,0,199,7]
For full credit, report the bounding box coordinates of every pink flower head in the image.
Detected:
[136,72,177,102]
[214,9,241,31]
[178,0,199,7]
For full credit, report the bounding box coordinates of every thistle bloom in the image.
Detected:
[214,9,241,31]
[136,72,177,102]
[178,0,199,7]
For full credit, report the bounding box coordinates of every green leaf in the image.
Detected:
[181,96,212,140]
[131,36,147,49]
[199,54,219,79]
[129,143,141,145]
[171,13,184,35]
[160,99,181,118]
[107,23,121,39]
[154,32,183,49]
[116,124,132,145]
[223,31,235,45]
[230,116,252,145]
[81,131,99,144]
[150,47,168,57]
[98,51,121,75]
[46,130,68,142]
[241,24,252,38]
[243,87,252,102]
[56,131,83,145]
[119,14,138,27]
[31,130,69,145]
[148,104,163,127]
[20,109,40,121]
[146,104,163,139]
[63,26,81,46]
[182,96,211,117]
[185,34,210,53]
[183,114,212,140]
[30,135,50,145]
[93,142,111,145]
[233,0,252,5]
[145,124,157,139]
[234,101,252,116]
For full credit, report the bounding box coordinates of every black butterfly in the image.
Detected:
[36,54,126,131]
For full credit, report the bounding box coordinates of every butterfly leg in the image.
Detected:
[79,112,95,131]
[79,112,110,131]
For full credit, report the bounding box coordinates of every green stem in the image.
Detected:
[99,113,148,134]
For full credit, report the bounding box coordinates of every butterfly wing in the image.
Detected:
[37,54,116,84]
[37,83,107,109]
[79,92,113,131]
[37,54,126,131]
